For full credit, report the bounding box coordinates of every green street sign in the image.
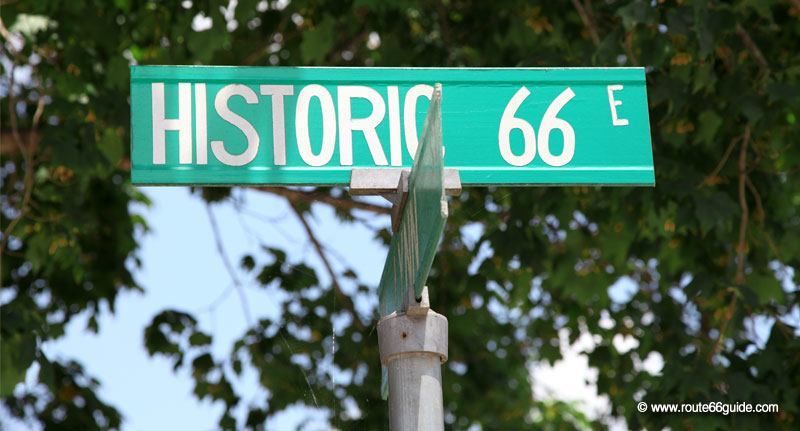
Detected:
[130,66,654,186]
[377,85,447,318]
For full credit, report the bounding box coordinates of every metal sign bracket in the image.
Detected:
[349,168,462,232]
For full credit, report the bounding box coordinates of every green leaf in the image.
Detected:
[113,0,131,11]
[616,1,657,29]
[301,18,335,63]
[98,128,123,165]
[187,23,229,63]
[240,255,256,271]
[695,110,723,148]
[192,353,215,375]
[1,333,37,397]
[748,274,783,305]
[693,191,738,234]
[37,356,56,389]
[693,7,714,58]
[189,332,213,347]
[105,56,129,91]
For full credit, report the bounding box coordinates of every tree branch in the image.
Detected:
[735,125,750,285]
[708,125,751,363]
[624,30,638,66]
[256,186,390,215]
[1,68,41,255]
[324,28,369,64]
[205,204,254,327]
[0,130,39,156]
[571,0,600,45]
[709,287,738,363]
[289,203,340,290]
[242,17,291,65]
[745,176,764,224]
[735,24,770,77]
[436,0,453,46]
[287,200,365,330]
[699,136,741,187]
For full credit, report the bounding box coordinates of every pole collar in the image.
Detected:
[377,309,448,365]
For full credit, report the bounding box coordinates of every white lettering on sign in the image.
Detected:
[212,84,260,167]
[607,84,629,126]
[498,87,576,167]
[403,84,435,159]
[498,87,536,166]
[149,82,436,167]
[194,84,208,164]
[296,84,337,167]
[259,85,294,166]
[387,86,402,166]
[148,82,641,170]
[152,82,192,164]
[338,86,388,166]
[537,88,576,167]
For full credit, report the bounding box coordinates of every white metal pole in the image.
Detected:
[377,287,448,431]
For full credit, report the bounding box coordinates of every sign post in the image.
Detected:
[365,84,449,430]
[131,66,655,431]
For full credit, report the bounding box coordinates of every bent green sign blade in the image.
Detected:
[377,84,446,318]
[379,84,446,401]
[130,66,654,186]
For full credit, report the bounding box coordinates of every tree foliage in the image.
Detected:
[2,0,799,430]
